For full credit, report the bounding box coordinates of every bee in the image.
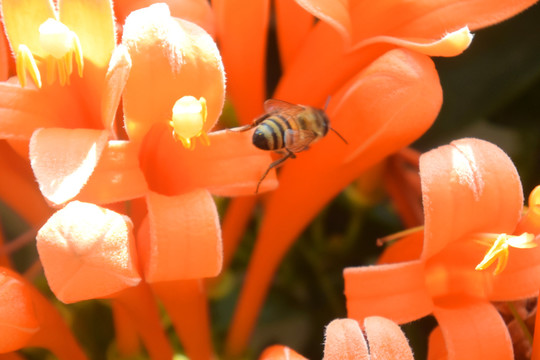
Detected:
[233,99,347,193]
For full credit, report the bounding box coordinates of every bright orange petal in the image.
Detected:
[77,140,148,204]
[323,319,369,360]
[225,48,440,357]
[516,185,540,235]
[259,345,308,360]
[344,260,433,324]
[0,82,88,139]
[364,316,414,359]
[29,128,109,206]
[0,25,9,81]
[348,0,538,45]
[36,201,142,303]
[275,0,314,73]
[0,268,39,352]
[427,326,447,360]
[142,189,222,282]
[433,297,513,359]
[111,301,140,357]
[0,141,52,227]
[114,0,215,36]
[212,0,268,124]
[0,267,87,359]
[151,279,214,360]
[122,3,225,144]
[139,124,277,196]
[295,0,351,43]
[420,138,523,258]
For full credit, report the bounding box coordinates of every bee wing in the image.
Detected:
[284,129,318,153]
[264,99,304,114]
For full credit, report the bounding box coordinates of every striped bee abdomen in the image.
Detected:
[252,115,295,151]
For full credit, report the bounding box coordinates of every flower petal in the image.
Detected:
[516,185,540,235]
[58,0,115,68]
[259,345,308,360]
[114,0,215,36]
[77,140,148,204]
[427,326,446,360]
[420,138,523,258]
[295,0,352,43]
[1,0,55,58]
[323,318,368,360]
[275,0,314,72]
[0,27,10,81]
[141,189,222,282]
[0,82,88,139]
[30,128,109,206]
[0,141,52,227]
[364,316,414,359]
[344,260,434,324]
[122,3,225,144]
[377,232,423,264]
[351,26,473,57]
[433,297,513,359]
[36,201,142,303]
[0,268,39,352]
[139,124,277,196]
[101,45,131,134]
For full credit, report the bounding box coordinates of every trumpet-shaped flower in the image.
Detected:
[343,138,540,359]
[222,0,539,356]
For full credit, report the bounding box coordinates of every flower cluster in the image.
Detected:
[0,0,539,359]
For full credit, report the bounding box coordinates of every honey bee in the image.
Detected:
[233,99,347,193]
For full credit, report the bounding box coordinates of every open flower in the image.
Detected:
[31,4,275,359]
[343,138,540,359]
[222,1,539,355]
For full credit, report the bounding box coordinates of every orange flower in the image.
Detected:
[222,1,538,356]
[30,3,274,359]
[258,317,414,360]
[344,138,540,359]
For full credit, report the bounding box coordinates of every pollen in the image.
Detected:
[15,18,84,88]
[169,96,210,150]
[474,232,537,275]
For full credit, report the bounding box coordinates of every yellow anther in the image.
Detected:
[169,96,209,150]
[475,233,537,275]
[16,44,42,88]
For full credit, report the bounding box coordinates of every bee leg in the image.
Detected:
[228,124,255,132]
[255,151,295,193]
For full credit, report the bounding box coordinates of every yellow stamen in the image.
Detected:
[475,233,536,275]
[169,96,209,150]
[377,225,424,246]
[16,44,42,88]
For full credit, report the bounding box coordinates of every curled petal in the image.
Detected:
[351,26,473,57]
[364,316,414,359]
[323,318,368,360]
[77,140,148,204]
[420,138,523,258]
[344,260,433,324]
[101,45,131,134]
[122,3,225,144]
[433,298,513,359]
[295,0,352,43]
[141,189,222,282]
[30,128,109,206]
[259,345,308,360]
[36,201,142,303]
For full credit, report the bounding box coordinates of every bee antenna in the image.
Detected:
[324,96,332,111]
[330,127,348,144]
